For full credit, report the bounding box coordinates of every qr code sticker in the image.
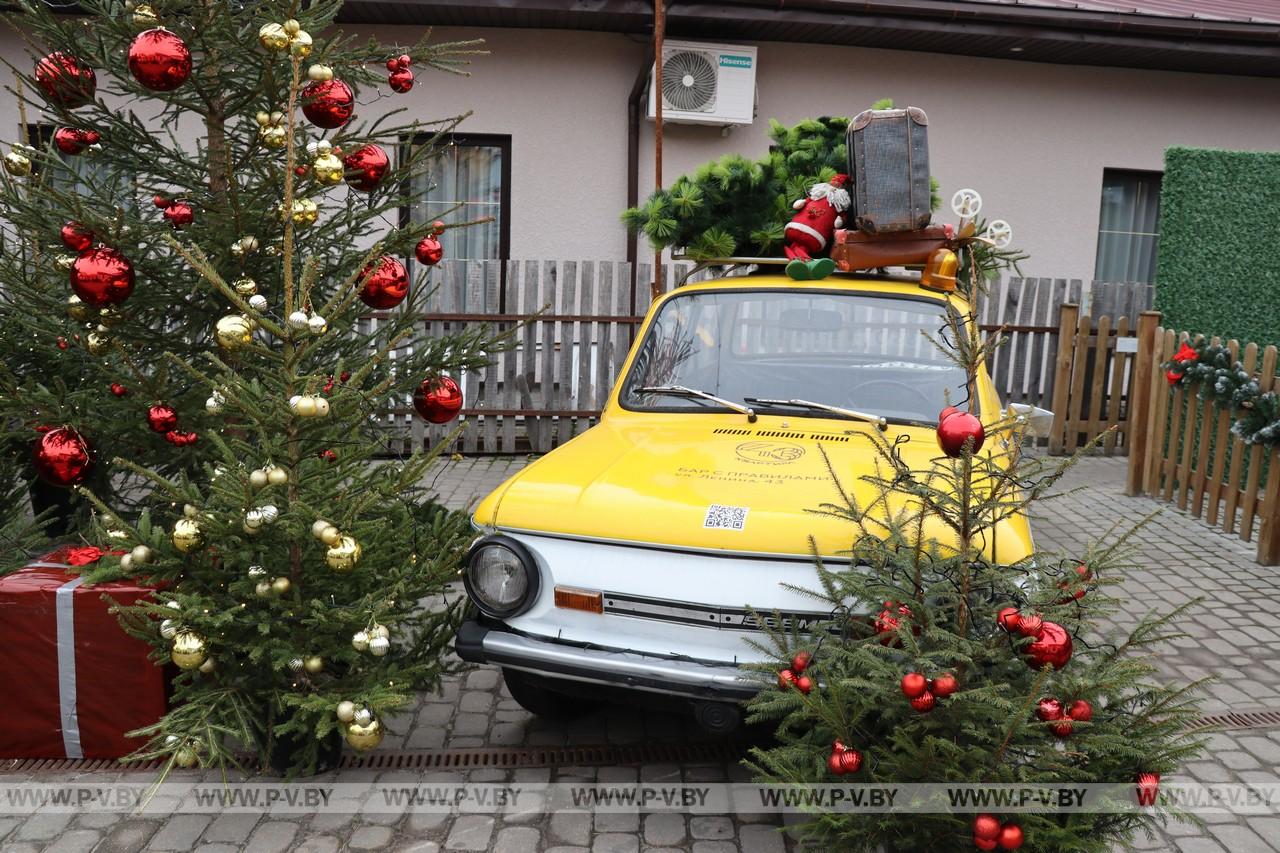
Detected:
[704,504,748,531]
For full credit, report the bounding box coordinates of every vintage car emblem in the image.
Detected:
[734,440,805,465]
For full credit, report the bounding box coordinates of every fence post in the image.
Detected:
[1258,448,1280,565]
[1126,310,1161,496]
[1047,303,1079,455]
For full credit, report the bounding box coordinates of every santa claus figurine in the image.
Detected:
[784,174,851,260]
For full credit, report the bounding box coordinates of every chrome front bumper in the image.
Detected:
[455,620,759,701]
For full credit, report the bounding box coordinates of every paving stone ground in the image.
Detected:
[4,453,1277,852]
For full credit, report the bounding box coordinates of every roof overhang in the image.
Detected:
[338,0,1280,77]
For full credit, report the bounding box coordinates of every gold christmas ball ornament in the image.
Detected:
[4,149,32,177]
[291,395,318,417]
[243,510,263,530]
[320,525,341,546]
[259,124,287,149]
[283,18,301,35]
[286,198,319,225]
[66,295,89,320]
[173,746,198,768]
[351,630,370,652]
[345,718,384,752]
[171,631,208,670]
[255,581,273,598]
[183,503,199,518]
[312,152,343,185]
[313,397,331,417]
[132,4,159,26]
[119,553,133,572]
[258,22,290,51]
[97,306,124,327]
[171,517,203,552]
[352,706,373,726]
[303,655,323,674]
[58,254,79,272]
[131,544,153,564]
[272,576,291,595]
[233,277,258,296]
[335,700,356,723]
[214,314,254,351]
[373,624,390,640]
[311,519,332,539]
[288,30,313,58]
[266,465,289,486]
[325,535,361,572]
[249,468,269,489]
[86,332,112,356]
[308,63,334,81]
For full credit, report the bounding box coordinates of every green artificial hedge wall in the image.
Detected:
[1156,146,1280,346]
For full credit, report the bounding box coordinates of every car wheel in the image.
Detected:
[501,668,597,719]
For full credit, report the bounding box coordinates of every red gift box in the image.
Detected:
[0,547,168,759]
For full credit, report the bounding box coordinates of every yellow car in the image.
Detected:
[455,270,1037,731]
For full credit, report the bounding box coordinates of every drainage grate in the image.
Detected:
[340,739,751,771]
[1186,709,1280,732]
[2,757,162,774]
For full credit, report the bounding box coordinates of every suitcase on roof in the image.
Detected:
[847,106,932,234]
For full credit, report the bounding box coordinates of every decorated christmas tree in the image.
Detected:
[745,264,1205,849]
[0,0,502,773]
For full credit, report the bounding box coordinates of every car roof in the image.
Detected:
[672,272,966,306]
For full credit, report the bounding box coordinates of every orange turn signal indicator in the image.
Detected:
[554,586,603,614]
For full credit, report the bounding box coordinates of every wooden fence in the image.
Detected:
[376,262,1154,455]
[1044,304,1142,455]
[1124,319,1280,565]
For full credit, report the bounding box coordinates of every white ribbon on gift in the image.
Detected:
[27,562,85,760]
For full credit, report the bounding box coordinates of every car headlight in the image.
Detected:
[464,535,539,618]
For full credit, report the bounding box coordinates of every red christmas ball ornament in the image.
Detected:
[165,429,198,446]
[146,404,178,433]
[319,448,338,462]
[996,823,1024,850]
[974,837,997,852]
[826,751,845,775]
[1025,621,1073,670]
[153,195,170,208]
[838,749,862,773]
[937,409,985,457]
[127,29,192,92]
[301,79,355,129]
[415,234,444,266]
[791,650,811,673]
[909,691,936,713]
[71,247,135,308]
[996,607,1021,632]
[795,675,813,694]
[294,165,309,178]
[1135,772,1161,806]
[60,221,93,252]
[413,375,463,424]
[32,426,95,487]
[35,52,96,108]
[1067,699,1093,722]
[56,337,69,350]
[358,256,410,309]
[1016,612,1043,638]
[900,672,928,699]
[939,405,959,422]
[931,673,959,698]
[1052,719,1074,738]
[1165,369,1180,386]
[388,68,415,93]
[162,200,194,230]
[343,144,390,192]
[53,127,99,155]
[972,814,1001,842]
[776,669,797,690]
[339,371,351,382]
[1035,698,1063,721]
[875,601,912,635]
[110,383,128,397]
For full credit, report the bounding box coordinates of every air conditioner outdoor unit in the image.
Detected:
[647,41,757,127]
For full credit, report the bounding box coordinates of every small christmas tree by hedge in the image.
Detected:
[745,277,1205,851]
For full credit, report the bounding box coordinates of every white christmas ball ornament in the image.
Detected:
[351,630,370,652]
[353,707,373,727]
[205,394,224,415]
[160,618,179,639]
[247,565,267,579]
[259,505,279,523]
[369,636,390,657]
[120,553,133,571]
[267,465,289,486]
[244,510,263,529]
[287,310,309,330]
[248,294,268,311]
[311,519,332,539]
[288,657,304,672]
[313,397,330,417]
[249,468,269,489]
[336,700,356,723]
[308,315,328,335]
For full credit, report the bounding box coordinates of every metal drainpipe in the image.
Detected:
[626,45,654,319]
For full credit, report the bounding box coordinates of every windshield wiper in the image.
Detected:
[637,385,757,422]
[743,398,888,431]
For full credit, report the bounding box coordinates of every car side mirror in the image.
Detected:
[1006,403,1054,437]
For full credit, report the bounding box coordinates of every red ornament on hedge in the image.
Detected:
[146,404,178,433]
[415,235,444,266]
[32,426,95,487]
[301,79,355,129]
[53,127,100,155]
[127,29,192,92]
[35,52,96,108]
[343,144,389,192]
[1172,342,1198,364]
[358,256,410,309]
[1025,621,1073,670]
[60,221,93,252]
[71,247,135,308]
[937,407,985,457]
[413,376,463,424]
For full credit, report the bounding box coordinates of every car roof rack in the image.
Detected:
[671,255,924,288]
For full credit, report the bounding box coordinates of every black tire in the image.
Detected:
[502,668,598,719]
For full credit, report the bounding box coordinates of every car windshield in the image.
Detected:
[620,288,971,424]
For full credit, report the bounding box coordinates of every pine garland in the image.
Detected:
[1163,340,1280,447]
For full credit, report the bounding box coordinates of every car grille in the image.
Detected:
[601,590,832,632]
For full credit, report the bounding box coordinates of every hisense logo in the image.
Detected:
[719,55,752,69]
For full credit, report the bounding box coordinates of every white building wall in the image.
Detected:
[3,25,1279,281]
